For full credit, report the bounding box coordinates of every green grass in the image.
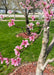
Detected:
[0,21,54,75]
[3,17,31,20]
[3,17,40,20]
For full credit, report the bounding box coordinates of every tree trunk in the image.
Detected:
[25,9,31,35]
[36,67,43,75]
[36,21,50,75]
[5,7,8,14]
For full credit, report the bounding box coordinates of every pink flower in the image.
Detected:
[0,15,4,20]
[43,2,47,6]
[8,22,12,27]
[15,45,23,50]
[45,17,51,22]
[43,8,51,22]
[30,23,34,26]
[47,27,50,30]
[27,23,34,30]
[17,57,21,64]
[29,36,35,41]
[19,2,23,5]
[11,58,21,66]
[11,58,14,65]
[11,58,18,66]
[8,19,15,27]
[50,0,54,4]
[8,10,12,14]
[0,57,4,64]
[36,22,40,25]
[11,19,15,22]
[21,40,29,47]
[22,4,26,8]
[4,58,9,65]
[31,33,37,37]
[26,0,30,5]
[31,15,35,21]
[46,5,50,9]
[14,49,20,56]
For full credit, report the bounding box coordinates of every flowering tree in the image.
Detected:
[11,0,40,35]
[0,0,54,75]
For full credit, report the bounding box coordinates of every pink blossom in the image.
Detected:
[8,22,12,27]
[30,23,34,26]
[11,58,18,66]
[47,27,50,30]
[15,45,23,50]
[36,22,40,25]
[35,4,38,8]
[31,15,35,21]
[11,19,15,22]
[28,25,33,30]
[31,33,37,37]
[8,10,12,14]
[14,49,20,56]
[4,58,9,65]
[0,15,4,20]
[50,0,54,4]
[45,17,51,22]
[43,2,47,6]
[19,2,23,5]
[46,5,50,9]
[11,58,21,66]
[11,58,14,65]
[27,23,34,30]
[22,4,26,8]
[8,19,15,27]
[17,57,21,64]
[29,36,35,41]
[21,40,29,47]
[26,0,30,5]
[43,8,51,22]
[0,57,4,64]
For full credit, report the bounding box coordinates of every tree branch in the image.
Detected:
[47,37,54,56]
[41,58,54,71]
[16,0,25,16]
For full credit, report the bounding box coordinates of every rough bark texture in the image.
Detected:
[25,9,31,35]
[36,21,50,75]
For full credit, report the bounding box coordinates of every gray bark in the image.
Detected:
[36,21,50,75]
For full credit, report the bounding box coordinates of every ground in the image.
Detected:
[9,62,54,75]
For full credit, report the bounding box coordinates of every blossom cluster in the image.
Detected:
[19,0,41,10]
[8,19,15,27]
[0,31,37,66]
[42,1,53,22]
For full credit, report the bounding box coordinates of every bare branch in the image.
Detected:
[41,58,54,71]
[16,0,25,16]
[47,37,54,56]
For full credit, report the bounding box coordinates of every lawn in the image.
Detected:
[3,17,31,20]
[0,21,54,75]
[3,17,39,20]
